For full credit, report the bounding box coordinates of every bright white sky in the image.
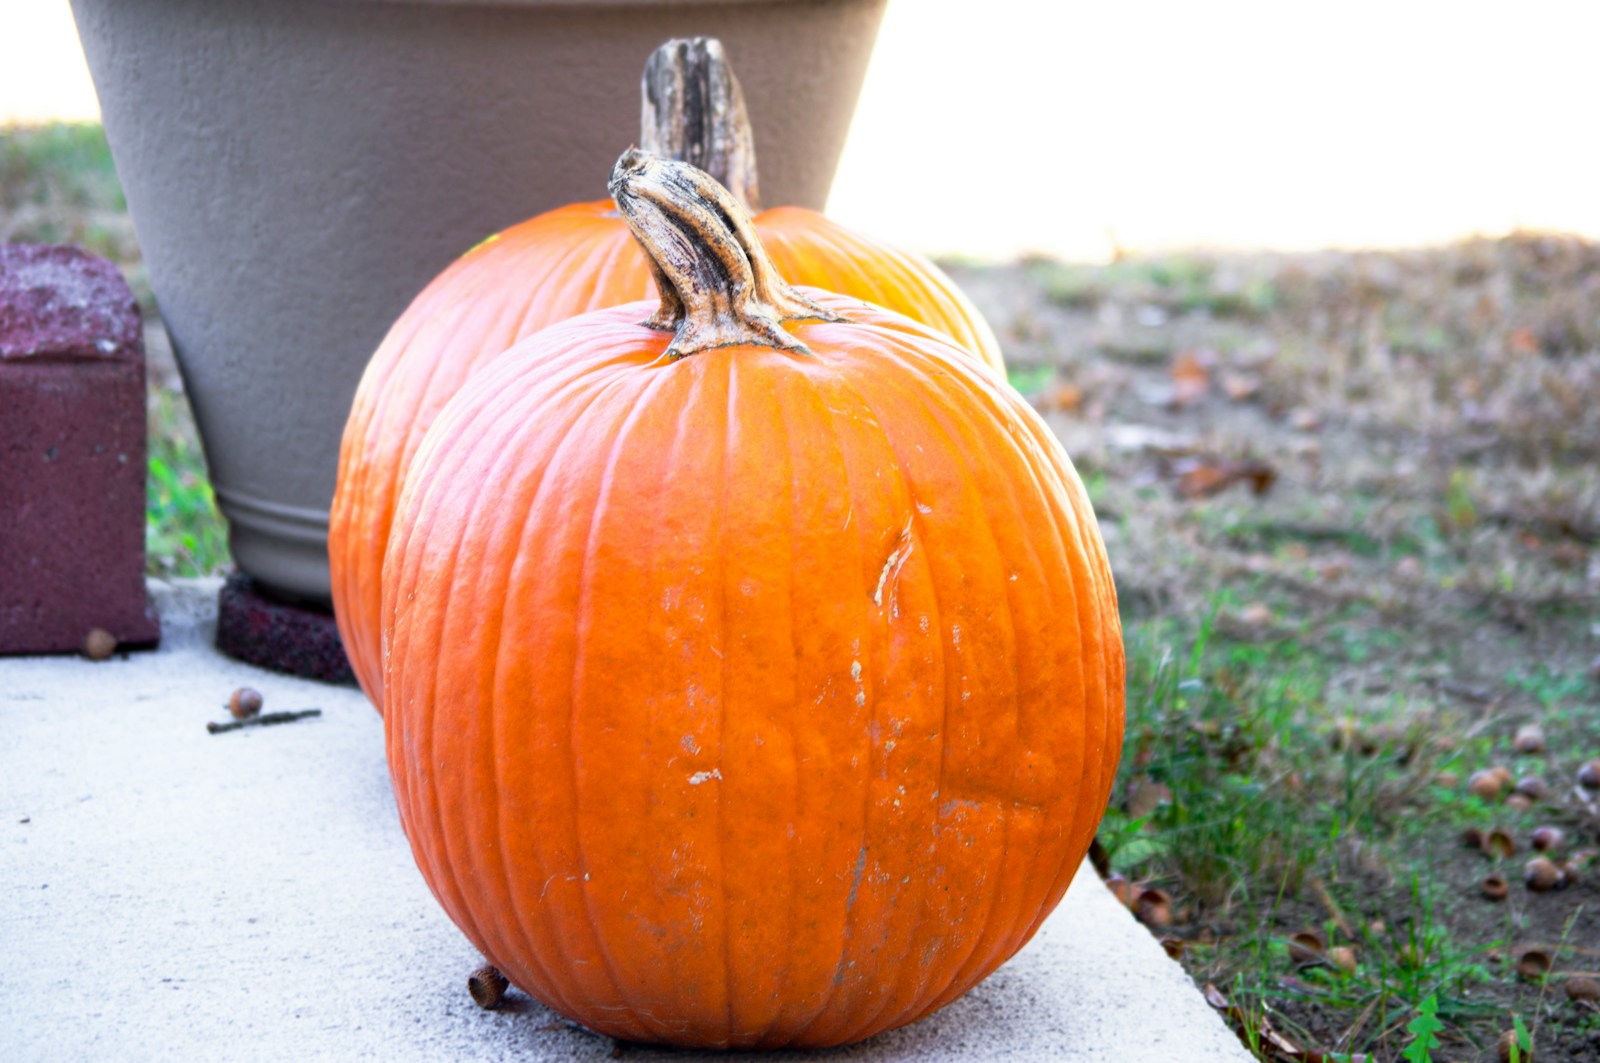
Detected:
[7,0,1600,261]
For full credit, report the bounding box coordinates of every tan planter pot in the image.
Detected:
[71,0,885,603]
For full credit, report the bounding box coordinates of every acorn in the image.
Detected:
[1578,759,1600,791]
[1513,723,1546,755]
[1468,770,1506,801]
[1513,776,1549,802]
[1485,827,1517,859]
[467,964,509,1010]
[1104,873,1136,909]
[1516,948,1552,981]
[1288,929,1327,966]
[1524,857,1563,892]
[1530,826,1564,853]
[1506,794,1534,812]
[1481,874,1509,901]
[1135,886,1173,928]
[227,687,264,720]
[1567,976,1600,1004]
[82,627,117,661]
[1328,946,1358,974]
[1498,1028,1534,1062]
[1461,827,1487,850]
[1490,765,1515,787]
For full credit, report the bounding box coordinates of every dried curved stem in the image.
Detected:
[609,149,841,360]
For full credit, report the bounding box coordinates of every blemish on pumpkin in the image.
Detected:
[687,769,721,785]
[846,846,867,910]
[871,517,915,608]
[680,734,699,754]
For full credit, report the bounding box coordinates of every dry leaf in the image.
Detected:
[1288,406,1321,431]
[1125,780,1173,818]
[1220,371,1261,401]
[1051,383,1084,413]
[1239,602,1275,627]
[1174,459,1278,499]
[1316,559,1349,582]
[1169,350,1211,407]
[1508,325,1540,356]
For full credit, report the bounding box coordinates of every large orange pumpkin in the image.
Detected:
[382,151,1121,1049]
[331,38,1001,706]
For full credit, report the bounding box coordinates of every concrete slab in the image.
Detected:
[1,578,1251,1062]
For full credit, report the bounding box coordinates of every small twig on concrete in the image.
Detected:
[206,709,321,734]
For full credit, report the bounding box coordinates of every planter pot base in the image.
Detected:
[216,571,355,685]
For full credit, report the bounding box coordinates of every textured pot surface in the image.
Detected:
[71,0,885,602]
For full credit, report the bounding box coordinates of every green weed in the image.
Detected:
[145,391,229,577]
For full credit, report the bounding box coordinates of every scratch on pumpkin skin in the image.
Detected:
[539,873,579,900]
[687,769,722,785]
[846,846,868,910]
[871,517,916,609]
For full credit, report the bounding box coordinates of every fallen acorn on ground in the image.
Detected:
[227,687,263,719]
[1468,769,1507,801]
[81,627,116,660]
[1577,759,1600,790]
[1512,723,1545,754]
[1513,775,1548,801]
[1516,948,1552,981]
[467,964,509,1010]
[1529,825,1563,852]
[1287,929,1327,966]
[1134,887,1174,928]
[1484,827,1517,859]
[1497,1027,1534,1062]
[1327,946,1358,974]
[1523,857,1563,892]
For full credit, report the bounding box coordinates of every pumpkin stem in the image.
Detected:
[640,38,761,213]
[609,149,842,361]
